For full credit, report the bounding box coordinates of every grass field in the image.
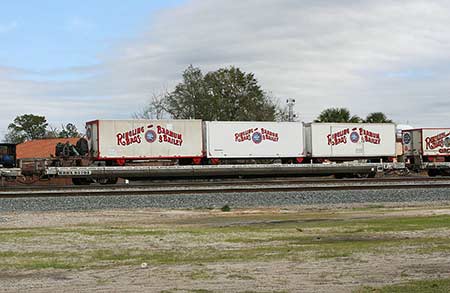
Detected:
[1,204,450,292]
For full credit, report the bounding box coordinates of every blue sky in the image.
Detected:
[1,0,450,139]
[0,0,183,72]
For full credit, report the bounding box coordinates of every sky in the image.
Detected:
[1,0,450,139]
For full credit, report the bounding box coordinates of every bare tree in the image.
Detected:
[133,92,168,120]
[45,126,60,138]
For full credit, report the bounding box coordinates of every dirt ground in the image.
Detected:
[1,202,450,292]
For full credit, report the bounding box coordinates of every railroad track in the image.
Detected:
[6,175,450,189]
[1,176,450,198]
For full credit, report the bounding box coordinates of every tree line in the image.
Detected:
[134,65,286,121]
[4,114,80,144]
[3,65,393,144]
[136,65,393,124]
[315,108,393,123]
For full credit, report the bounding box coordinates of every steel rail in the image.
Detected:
[2,176,450,191]
[1,180,450,198]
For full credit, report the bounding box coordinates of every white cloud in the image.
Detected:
[96,0,450,124]
[2,0,450,139]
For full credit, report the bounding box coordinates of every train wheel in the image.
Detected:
[72,178,91,185]
[178,158,190,165]
[428,169,439,177]
[355,172,376,179]
[98,177,118,185]
[97,178,109,185]
[106,177,118,184]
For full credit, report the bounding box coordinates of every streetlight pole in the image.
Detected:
[286,98,296,122]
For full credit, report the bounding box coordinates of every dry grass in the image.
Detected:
[1,204,450,292]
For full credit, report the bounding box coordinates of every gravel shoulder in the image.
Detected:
[1,187,450,212]
[1,202,450,292]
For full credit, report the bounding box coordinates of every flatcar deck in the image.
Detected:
[45,162,405,179]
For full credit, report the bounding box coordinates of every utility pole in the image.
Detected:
[286,98,296,122]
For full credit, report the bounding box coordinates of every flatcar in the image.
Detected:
[15,119,446,185]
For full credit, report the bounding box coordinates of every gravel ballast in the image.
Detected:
[0,188,449,212]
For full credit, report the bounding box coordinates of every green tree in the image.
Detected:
[165,65,209,119]
[163,65,283,121]
[314,108,362,123]
[5,114,49,143]
[365,112,393,123]
[59,123,81,138]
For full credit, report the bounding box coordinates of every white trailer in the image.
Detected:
[85,120,204,161]
[403,128,450,159]
[305,123,396,159]
[204,121,304,158]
